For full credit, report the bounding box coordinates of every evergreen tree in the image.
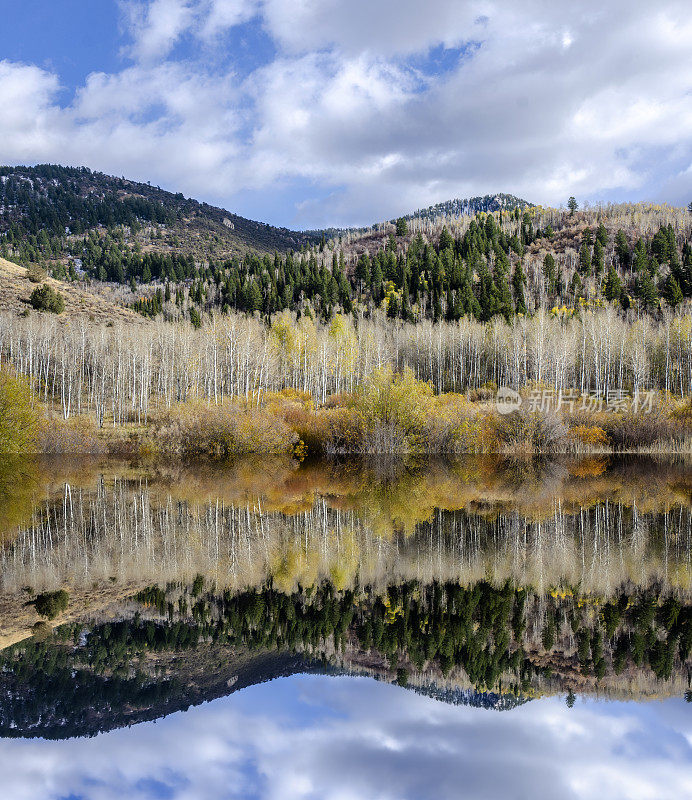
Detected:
[439,227,454,252]
[355,254,370,295]
[636,268,659,310]
[660,273,683,307]
[579,241,592,275]
[493,252,513,320]
[512,262,527,314]
[567,196,578,215]
[615,230,630,269]
[542,253,557,291]
[603,263,622,302]
[189,307,202,329]
[592,240,605,275]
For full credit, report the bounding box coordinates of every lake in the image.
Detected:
[0,455,690,799]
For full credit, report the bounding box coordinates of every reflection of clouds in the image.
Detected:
[0,676,690,800]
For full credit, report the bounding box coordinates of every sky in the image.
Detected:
[0,675,690,800]
[0,1,691,229]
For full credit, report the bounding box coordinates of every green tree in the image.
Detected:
[29,283,65,314]
[636,268,659,310]
[395,218,408,237]
[603,263,622,302]
[542,253,557,291]
[567,196,578,215]
[661,273,683,307]
[189,307,202,329]
[355,254,371,294]
[615,230,630,269]
[592,240,605,275]
[578,241,592,275]
[512,262,527,314]
[34,589,69,620]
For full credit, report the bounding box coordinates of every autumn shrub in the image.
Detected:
[600,410,678,450]
[352,367,432,453]
[321,407,365,453]
[569,424,610,449]
[37,414,105,454]
[264,388,314,408]
[26,264,47,283]
[280,403,330,455]
[158,400,295,457]
[0,367,43,452]
[424,395,497,453]
[467,381,498,403]
[323,392,353,409]
[493,407,568,452]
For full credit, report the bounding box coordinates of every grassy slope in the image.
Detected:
[0,257,144,325]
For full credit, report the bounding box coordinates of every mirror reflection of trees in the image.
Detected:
[0,455,690,738]
[2,456,691,603]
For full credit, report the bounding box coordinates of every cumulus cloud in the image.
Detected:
[0,0,691,226]
[124,0,197,62]
[0,676,689,800]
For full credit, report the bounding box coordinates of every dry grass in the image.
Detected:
[0,257,144,325]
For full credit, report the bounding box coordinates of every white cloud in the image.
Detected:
[0,676,689,800]
[0,0,691,226]
[199,0,257,41]
[124,0,196,62]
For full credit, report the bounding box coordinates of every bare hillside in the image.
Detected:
[0,257,144,324]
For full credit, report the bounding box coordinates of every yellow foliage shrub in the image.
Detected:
[569,425,610,447]
[0,366,43,453]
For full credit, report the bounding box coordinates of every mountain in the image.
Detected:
[0,164,319,258]
[400,193,531,223]
[1,163,689,327]
[0,636,528,741]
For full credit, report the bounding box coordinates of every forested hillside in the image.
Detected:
[1,574,688,738]
[0,164,319,266]
[1,165,690,328]
[400,193,531,223]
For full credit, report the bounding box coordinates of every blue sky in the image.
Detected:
[0,675,689,800]
[0,1,690,228]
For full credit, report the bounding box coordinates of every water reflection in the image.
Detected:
[2,456,691,604]
[0,676,688,800]
[0,455,690,795]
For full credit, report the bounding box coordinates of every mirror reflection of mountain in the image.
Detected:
[0,455,690,738]
[0,573,689,740]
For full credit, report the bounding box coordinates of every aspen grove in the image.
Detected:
[2,307,692,426]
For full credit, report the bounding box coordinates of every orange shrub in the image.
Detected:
[569,425,609,448]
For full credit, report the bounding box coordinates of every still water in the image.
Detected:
[0,455,690,799]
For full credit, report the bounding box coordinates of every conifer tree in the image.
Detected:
[512,262,527,314]
[603,263,622,302]
[636,268,659,310]
[579,241,592,275]
[660,273,683,307]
